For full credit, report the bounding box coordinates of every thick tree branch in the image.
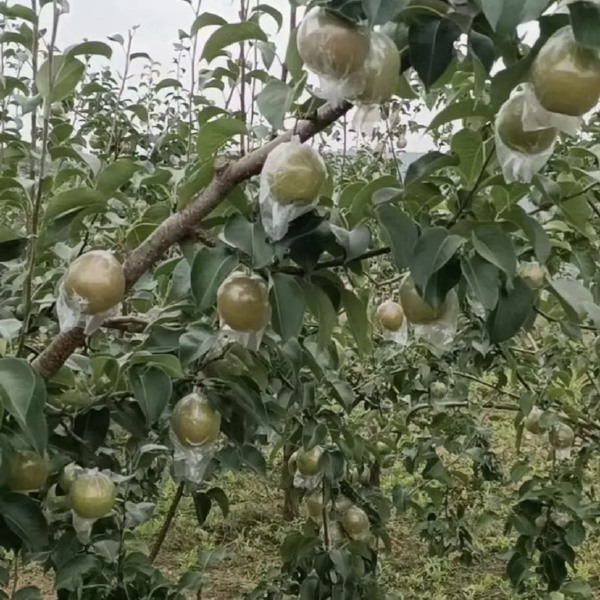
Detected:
[32,102,351,379]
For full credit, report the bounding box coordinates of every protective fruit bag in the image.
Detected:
[495,84,557,183]
[216,272,270,351]
[57,249,125,335]
[351,31,400,136]
[297,7,371,107]
[399,275,460,351]
[68,468,117,543]
[522,25,600,136]
[259,136,327,241]
[289,447,323,491]
[169,392,220,484]
[376,300,408,347]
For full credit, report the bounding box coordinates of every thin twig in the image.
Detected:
[448,148,495,227]
[149,481,185,563]
[17,0,60,356]
[534,306,596,331]
[454,371,520,400]
[528,181,600,216]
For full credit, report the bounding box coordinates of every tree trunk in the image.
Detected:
[281,443,299,521]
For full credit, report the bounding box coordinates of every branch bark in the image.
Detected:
[32,101,351,379]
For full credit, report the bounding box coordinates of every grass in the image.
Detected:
[129,412,600,599]
[19,411,600,599]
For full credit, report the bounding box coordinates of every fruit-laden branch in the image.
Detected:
[31,102,352,379]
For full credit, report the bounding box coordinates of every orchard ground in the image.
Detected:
[20,408,600,599]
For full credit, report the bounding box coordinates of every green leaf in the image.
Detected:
[506,552,531,589]
[124,103,149,122]
[197,117,247,160]
[0,493,48,550]
[207,487,230,519]
[222,213,273,269]
[44,187,107,222]
[0,226,27,261]
[128,353,184,378]
[96,159,140,197]
[0,3,37,23]
[374,204,418,270]
[476,0,553,34]
[130,366,172,427]
[451,128,486,188]
[362,0,405,25]
[569,1,600,50]
[410,227,464,294]
[330,224,371,263]
[0,359,47,451]
[303,281,337,350]
[405,151,458,185]
[549,278,596,321]
[408,15,461,89]
[505,207,551,264]
[190,246,239,311]
[284,26,304,82]
[65,41,112,59]
[155,78,183,92]
[191,12,227,38]
[54,555,101,592]
[469,30,495,75]
[240,444,267,475]
[269,273,305,342]
[201,22,268,63]
[256,79,293,130]
[428,100,493,131]
[36,55,85,102]
[12,587,42,600]
[472,225,517,278]
[461,255,500,310]
[487,277,534,343]
[340,289,372,355]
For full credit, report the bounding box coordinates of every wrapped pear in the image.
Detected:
[259,137,327,241]
[376,300,408,346]
[58,250,125,335]
[495,86,557,183]
[69,470,116,519]
[170,392,221,484]
[297,7,370,104]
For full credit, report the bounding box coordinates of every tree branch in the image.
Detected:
[31,101,351,379]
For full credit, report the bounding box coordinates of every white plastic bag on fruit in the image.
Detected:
[495,85,557,184]
[376,300,408,347]
[57,249,125,335]
[351,31,400,136]
[522,82,581,137]
[522,26,600,136]
[69,469,117,544]
[297,7,371,107]
[169,392,220,484]
[411,290,460,352]
[170,429,216,484]
[259,136,327,241]
[382,318,408,347]
[216,272,270,350]
[57,283,121,335]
